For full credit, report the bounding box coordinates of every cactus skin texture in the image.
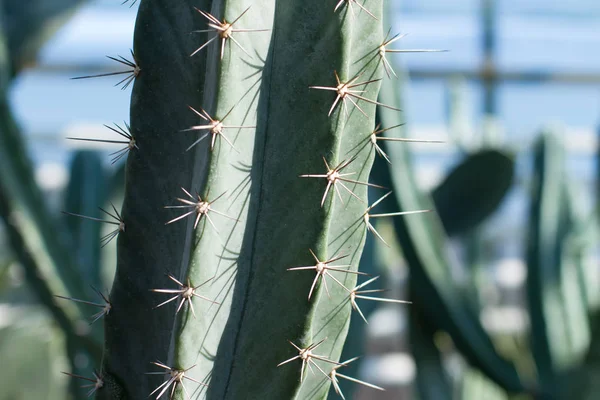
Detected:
[99,0,384,399]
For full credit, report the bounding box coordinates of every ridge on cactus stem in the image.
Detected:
[310,70,399,117]
[300,156,385,207]
[71,50,140,90]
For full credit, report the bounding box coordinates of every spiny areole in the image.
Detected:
[62,203,125,247]
[191,6,270,59]
[151,274,218,318]
[182,105,255,151]
[164,187,236,232]
[287,249,368,300]
[55,287,111,324]
[67,122,137,164]
[71,50,140,90]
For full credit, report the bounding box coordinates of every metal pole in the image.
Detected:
[482,0,497,115]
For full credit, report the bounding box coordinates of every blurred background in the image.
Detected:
[0,0,599,399]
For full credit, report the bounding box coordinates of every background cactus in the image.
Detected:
[367,34,600,399]
[375,69,525,394]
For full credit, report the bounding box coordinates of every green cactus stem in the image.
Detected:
[97,1,396,399]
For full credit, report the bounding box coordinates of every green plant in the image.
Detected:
[432,149,514,238]
[0,2,110,397]
[374,59,526,395]
[72,1,422,399]
[334,143,517,399]
[2,0,86,75]
[8,2,598,399]
[0,0,441,397]
[369,34,600,399]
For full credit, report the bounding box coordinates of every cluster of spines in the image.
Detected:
[67,123,137,165]
[71,50,140,90]
[58,1,443,398]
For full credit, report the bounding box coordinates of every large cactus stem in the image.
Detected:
[99,0,384,399]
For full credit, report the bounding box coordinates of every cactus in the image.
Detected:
[87,0,415,398]
[371,33,598,398]
[526,131,571,396]
[8,1,599,399]
[0,0,433,398]
[432,149,515,237]
[526,130,594,398]
[374,37,526,394]
[63,151,109,289]
[0,7,110,397]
